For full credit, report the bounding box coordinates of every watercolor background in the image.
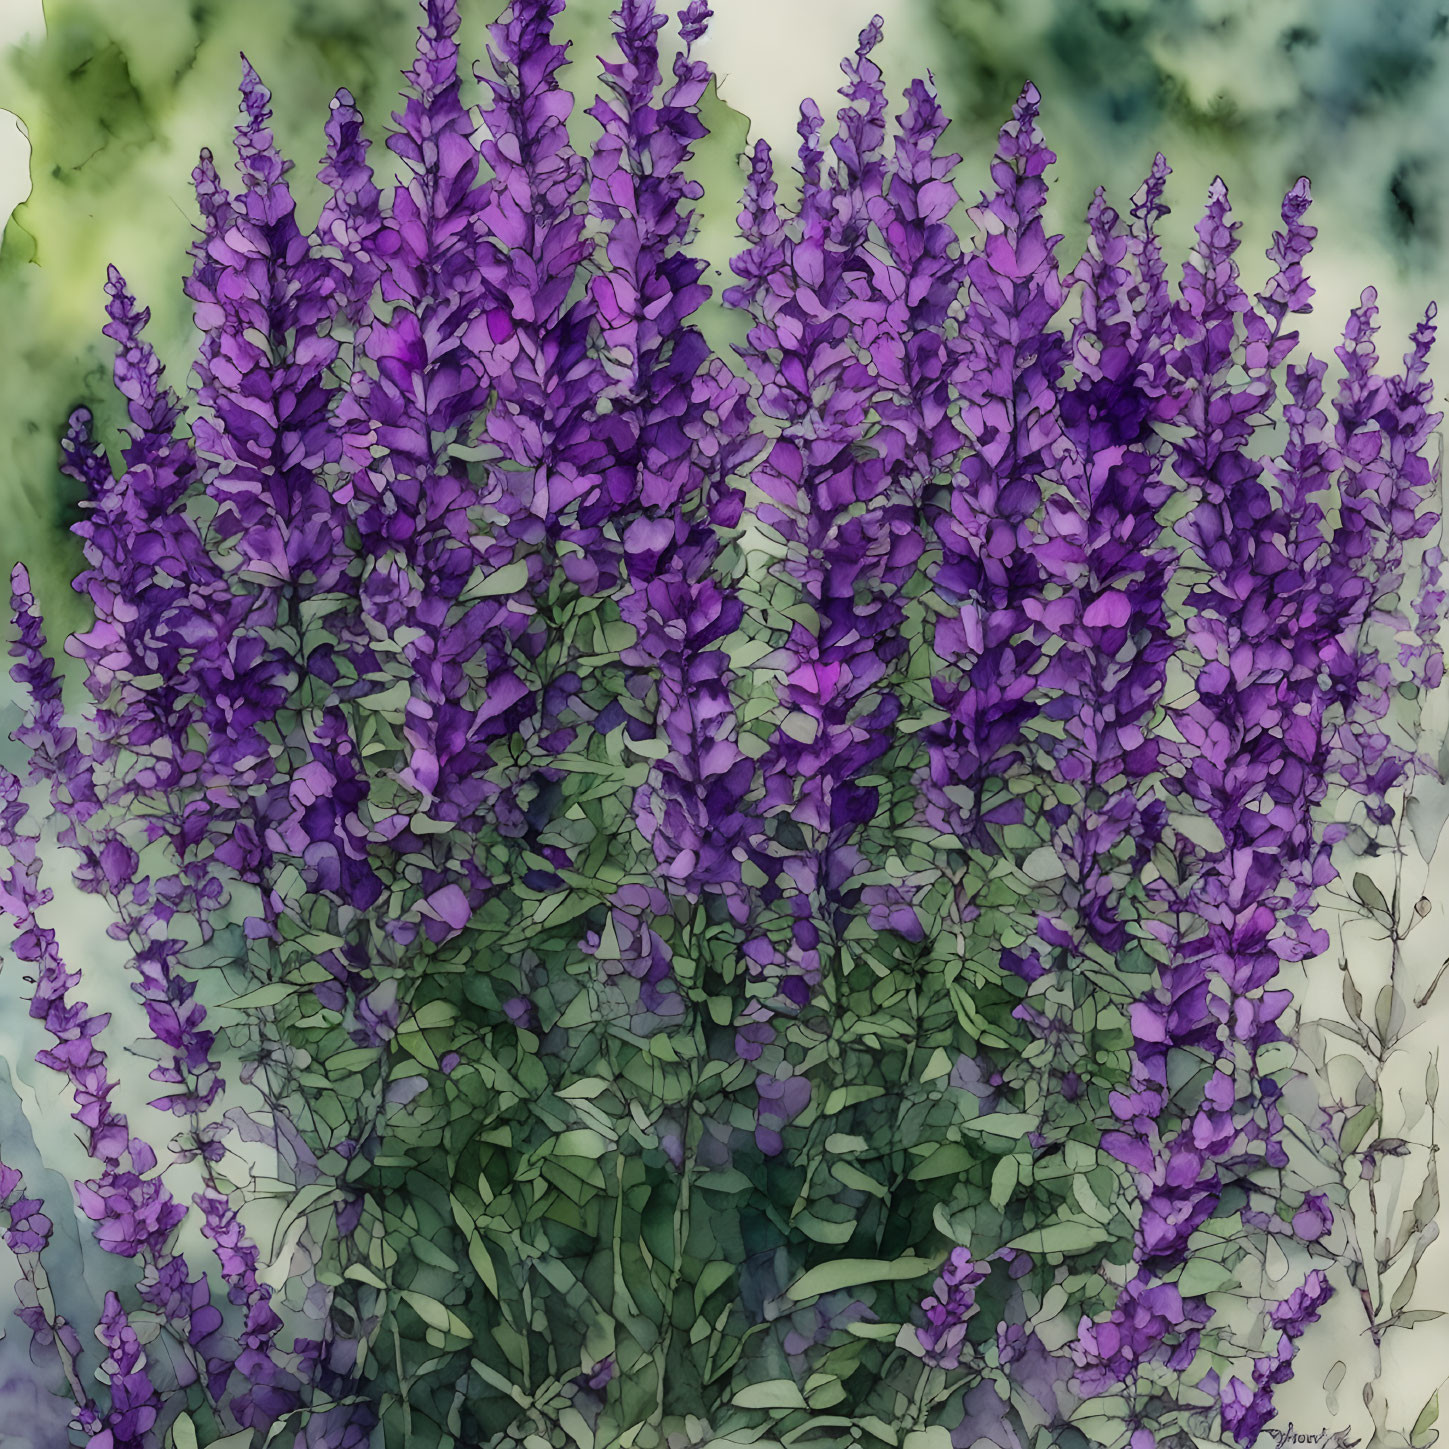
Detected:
[0,1,1446,1444]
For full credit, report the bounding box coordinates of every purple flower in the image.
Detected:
[921,82,1070,856]
[502,995,541,1032]
[1220,1375,1277,1445]
[753,1071,811,1158]
[1290,1192,1332,1243]
[313,87,387,329]
[577,1355,615,1394]
[1268,1270,1332,1340]
[93,1292,163,1448]
[995,1321,1029,1366]
[1071,1273,1211,1396]
[916,1248,987,1369]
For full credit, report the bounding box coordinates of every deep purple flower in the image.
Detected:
[921,81,1068,855]
[313,87,387,329]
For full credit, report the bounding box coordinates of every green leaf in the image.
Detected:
[789,1257,935,1300]
[355,679,410,715]
[1176,1258,1237,1296]
[803,1375,847,1410]
[1341,1103,1378,1156]
[552,1129,611,1159]
[796,1211,856,1245]
[1353,871,1389,914]
[780,712,819,745]
[858,1415,901,1445]
[465,559,530,598]
[960,1112,1039,1140]
[410,1233,458,1273]
[822,1084,884,1115]
[1391,1264,1419,1316]
[733,1380,809,1410]
[465,1235,499,1298]
[781,602,821,632]
[920,1048,953,1081]
[990,1155,1019,1209]
[830,1160,886,1199]
[1375,983,1404,1043]
[1007,1220,1114,1256]
[169,1414,199,1449]
[219,982,300,1010]
[910,1142,972,1180]
[401,1291,471,1339]
[270,1182,340,1258]
[344,1263,387,1290]
[903,1431,954,1449]
[694,1259,736,1310]
[1414,1390,1440,1447]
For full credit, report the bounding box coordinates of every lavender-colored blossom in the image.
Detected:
[579,0,718,559]
[193,58,346,594]
[724,27,916,1064]
[923,82,1068,855]
[995,1321,1029,1366]
[313,87,388,330]
[1268,1270,1332,1340]
[66,268,221,847]
[92,1292,163,1449]
[581,883,682,1021]
[584,3,762,915]
[1070,1273,1211,1395]
[916,1248,987,1370]
[864,73,968,507]
[181,62,378,952]
[1290,1193,1332,1243]
[1330,302,1444,814]
[0,763,213,1417]
[461,0,607,817]
[1019,165,1179,997]
[334,0,506,843]
[9,571,304,1424]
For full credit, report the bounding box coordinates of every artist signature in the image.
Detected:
[1264,1428,1361,1449]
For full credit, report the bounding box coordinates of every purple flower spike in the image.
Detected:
[916,1248,987,1369]
[314,87,387,327]
[924,80,1068,854]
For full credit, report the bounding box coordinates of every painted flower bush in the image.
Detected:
[0,0,1444,1447]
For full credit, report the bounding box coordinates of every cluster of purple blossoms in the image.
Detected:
[585,0,761,1018]
[1075,149,1440,1448]
[918,82,1064,863]
[916,1248,989,1370]
[724,22,937,1150]
[0,0,1442,1443]
[1070,1274,1211,1396]
[1211,1270,1333,1444]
